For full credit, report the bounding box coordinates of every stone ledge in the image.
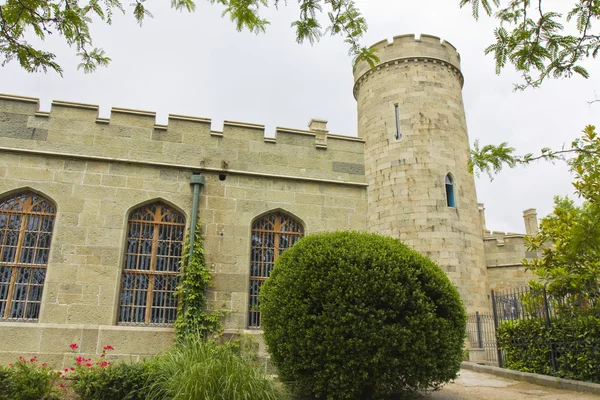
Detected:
[461,361,600,395]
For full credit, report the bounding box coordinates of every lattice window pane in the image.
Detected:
[118,202,185,326]
[0,192,55,321]
[249,212,303,328]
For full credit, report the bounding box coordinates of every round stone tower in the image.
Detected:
[353,34,488,312]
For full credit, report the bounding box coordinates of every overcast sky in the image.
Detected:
[1,0,597,233]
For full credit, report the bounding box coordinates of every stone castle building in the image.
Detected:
[0,34,536,366]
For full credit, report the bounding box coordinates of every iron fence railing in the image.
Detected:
[466,311,498,365]
[490,286,600,376]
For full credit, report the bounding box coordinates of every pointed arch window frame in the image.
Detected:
[117,201,186,326]
[248,211,304,329]
[0,190,56,321]
[445,173,456,208]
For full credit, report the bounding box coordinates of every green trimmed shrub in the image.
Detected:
[146,337,287,400]
[2,356,60,400]
[498,314,600,382]
[260,231,467,399]
[70,361,152,400]
[496,318,553,375]
[0,366,14,400]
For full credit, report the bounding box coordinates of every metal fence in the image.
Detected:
[491,286,600,323]
[490,286,600,375]
[466,311,498,365]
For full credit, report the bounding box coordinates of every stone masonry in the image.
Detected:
[0,34,538,366]
[354,34,488,311]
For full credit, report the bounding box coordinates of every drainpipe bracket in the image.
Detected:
[190,175,205,185]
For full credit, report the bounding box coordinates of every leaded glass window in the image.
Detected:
[249,212,303,328]
[118,202,185,325]
[0,191,56,321]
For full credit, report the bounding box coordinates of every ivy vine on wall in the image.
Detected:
[175,224,223,342]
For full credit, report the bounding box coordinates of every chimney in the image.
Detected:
[308,118,328,149]
[478,203,487,234]
[523,208,538,235]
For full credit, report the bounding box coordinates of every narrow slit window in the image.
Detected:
[394,104,402,140]
[445,174,456,208]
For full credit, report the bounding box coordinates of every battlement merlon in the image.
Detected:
[0,94,365,151]
[481,207,539,248]
[0,93,368,184]
[353,34,463,93]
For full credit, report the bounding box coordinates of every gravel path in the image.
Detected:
[423,369,600,399]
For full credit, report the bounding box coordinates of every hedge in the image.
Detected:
[497,314,600,382]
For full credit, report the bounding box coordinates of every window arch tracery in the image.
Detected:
[118,201,185,325]
[249,211,303,328]
[0,191,56,321]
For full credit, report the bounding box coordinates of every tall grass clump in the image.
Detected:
[146,337,287,400]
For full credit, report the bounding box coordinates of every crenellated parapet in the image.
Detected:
[353,34,464,99]
[0,94,366,185]
[481,207,540,268]
[484,231,530,265]
[484,230,539,291]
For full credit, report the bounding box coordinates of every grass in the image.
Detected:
[146,337,288,400]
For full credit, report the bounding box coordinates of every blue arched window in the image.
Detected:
[445,174,456,208]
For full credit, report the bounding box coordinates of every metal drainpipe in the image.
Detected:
[182,174,204,338]
[189,174,205,263]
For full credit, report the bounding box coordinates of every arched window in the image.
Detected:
[445,174,456,208]
[118,202,185,325]
[249,212,303,328]
[0,191,56,321]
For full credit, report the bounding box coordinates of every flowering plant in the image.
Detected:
[4,355,61,400]
[65,344,151,400]
[62,343,114,378]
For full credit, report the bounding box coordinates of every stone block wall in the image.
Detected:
[484,232,538,292]
[353,35,488,312]
[0,94,368,366]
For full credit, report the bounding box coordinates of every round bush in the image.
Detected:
[260,231,466,399]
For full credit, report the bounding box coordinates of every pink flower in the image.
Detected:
[70,367,75,371]
[70,343,79,350]
[76,356,85,364]
[64,369,69,372]
[85,363,92,367]
[29,358,35,362]
[41,363,46,367]
[103,345,114,351]
[100,361,108,368]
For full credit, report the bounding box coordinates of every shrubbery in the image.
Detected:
[498,314,600,382]
[2,338,280,400]
[260,231,467,399]
[65,343,150,400]
[496,318,552,375]
[0,356,60,400]
[70,361,151,400]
